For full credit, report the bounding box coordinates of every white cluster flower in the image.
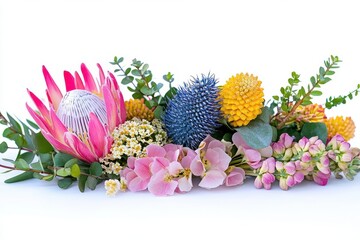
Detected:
[104,179,120,196]
[100,118,168,175]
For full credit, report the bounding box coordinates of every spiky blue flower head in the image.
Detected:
[164,73,221,149]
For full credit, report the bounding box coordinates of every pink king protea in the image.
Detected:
[26,63,126,163]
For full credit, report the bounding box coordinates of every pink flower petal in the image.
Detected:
[190,157,205,176]
[74,71,85,90]
[146,144,166,158]
[128,176,149,192]
[167,162,183,176]
[64,132,97,163]
[88,113,108,158]
[198,170,226,189]
[64,71,76,92]
[102,85,119,132]
[284,162,296,175]
[225,167,245,187]
[27,89,51,123]
[81,63,98,94]
[178,175,193,192]
[208,139,225,151]
[148,169,178,196]
[254,176,263,189]
[150,157,170,174]
[97,63,106,86]
[42,65,63,111]
[134,157,153,180]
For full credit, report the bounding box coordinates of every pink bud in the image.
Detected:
[254,176,263,189]
[262,173,275,186]
[272,142,285,156]
[279,178,288,190]
[225,167,245,187]
[341,152,353,162]
[299,137,310,151]
[339,142,351,152]
[284,162,296,175]
[301,152,311,162]
[280,133,294,148]
[286,175,295,187]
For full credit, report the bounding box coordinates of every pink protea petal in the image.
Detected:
[118,90,126,123]
[146,144,166,158]
[225,167,245,187]
[49,109,69,142]
[148,169,178,196]
[81,63,98,94]
[88,113,107,158]
[103,85,119,132]
[27,89,51,123]
[64,71,76,92]
[42,65,63,111]
[134,157,153,180]
[97,63,106,86]
[74,71,85,90]
[26,103,51,132]
[199,170,226,189]
[64,132,97,163]
[41,130,75,156]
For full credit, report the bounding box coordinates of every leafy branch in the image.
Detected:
[275,55,341,129]
[110,56,177,119]
[325,83,360,109]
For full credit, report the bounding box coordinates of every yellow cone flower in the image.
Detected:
[125,99,154,121]
[219,73,264,127]
[325,116,355,141]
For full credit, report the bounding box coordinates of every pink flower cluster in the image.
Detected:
[120,136,245,196]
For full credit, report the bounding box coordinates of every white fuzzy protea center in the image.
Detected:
[57,89,107,135]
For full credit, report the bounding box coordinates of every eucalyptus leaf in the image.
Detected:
[0,141,8,153]
[54,152,74,167]
[235,119,273,149]
[258,106,273,123]
[33,132,54,153]
[4,171,34,183]
[78,175,87,192]
[300,122,328,143]
[153,106,165,119]
[86,176,98,190]
[71,164,81,178]
[58,178,74,189]
[89,162,102,177]
[15,158,30,170]
[7,113,22,133]
[57,168,71,177]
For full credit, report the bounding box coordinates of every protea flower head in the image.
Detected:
[325,116,355,141]
[278,103,327,126]
[219,73,264,127]
[163,74,221,149]
[26,63,126,163]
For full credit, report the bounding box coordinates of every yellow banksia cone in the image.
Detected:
[325,116,355,141]
[219,73,264,127]
[125,99,154,121]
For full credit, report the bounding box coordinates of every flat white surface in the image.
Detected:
[1,0,360,239]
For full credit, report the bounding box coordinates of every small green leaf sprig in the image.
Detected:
[110,56,178,119]
[272,55,359,130]
[0,112,105,191]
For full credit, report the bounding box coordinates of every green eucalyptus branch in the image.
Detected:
[325,84,360,109]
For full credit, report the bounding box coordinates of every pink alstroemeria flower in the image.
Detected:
[190,136,231,189]
[26,64,126,163]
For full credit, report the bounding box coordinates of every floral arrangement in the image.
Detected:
[1,55,360,196]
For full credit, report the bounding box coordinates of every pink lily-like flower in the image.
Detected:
[26,64,126,163]
[190,136,231,189]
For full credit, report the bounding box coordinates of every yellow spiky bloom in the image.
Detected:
[325,116,355,141]
[219,73,264,127]
[125,99,154,121]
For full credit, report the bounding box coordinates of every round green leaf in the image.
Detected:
[235,119,273,149]
[0,141,8,153]
[58,178,74,189]
[71,164,81,178]
[300,122,328,143]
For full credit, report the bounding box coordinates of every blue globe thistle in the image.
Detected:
[164,73,221,149]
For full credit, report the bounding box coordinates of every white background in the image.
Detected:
[1,0,360,239]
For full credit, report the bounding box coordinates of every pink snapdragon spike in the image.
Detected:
[26,64,126,163]
[190,136,231,189]
[254,157,276,190]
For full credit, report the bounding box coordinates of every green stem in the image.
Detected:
[277,61,336,129]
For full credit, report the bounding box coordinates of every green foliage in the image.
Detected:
[325,84,360,109]
[4,171,34,183]
[235,107,274,149]
[300,122,328,143]
[110,56,178,119]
